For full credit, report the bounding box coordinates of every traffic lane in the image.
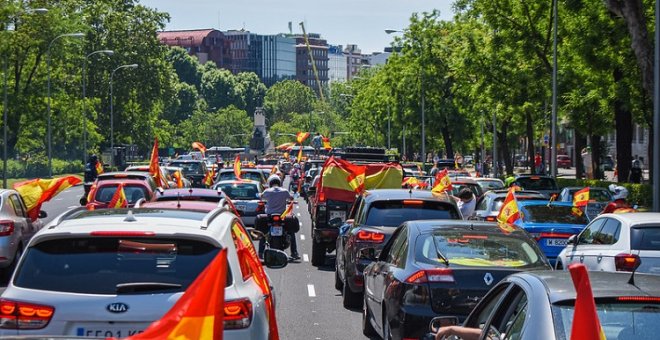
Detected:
[265,195,375,340]
[39,184,85,224]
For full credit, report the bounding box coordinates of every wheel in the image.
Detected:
[342,273,363,309]
[362,293,377,336]
[383,310,393,340]
[335,264,343,290]
[311,241,326,266]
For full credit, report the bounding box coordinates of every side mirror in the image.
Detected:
[263,248,289,269]
[567,234,577,245]
[38,210,48,219]
[359,247,377,261]
[429,316,459,333]
[328,217,343,228]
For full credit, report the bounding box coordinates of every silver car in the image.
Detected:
[0,189,45,278]
[213,180,264,226]
[473,189,546,221]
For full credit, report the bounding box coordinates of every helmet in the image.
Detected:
[609,184,629,200]
[294,163,301,169]
[268,174,282,187]
[632,160,641,168]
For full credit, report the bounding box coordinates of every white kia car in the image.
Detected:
[0,206,287,339]
[556,212,660,274]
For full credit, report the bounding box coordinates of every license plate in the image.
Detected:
[271,225,283,236]
[546,238,568,247]
[235,204,246,211]
[76,327,143,338]
[328,210,346,222]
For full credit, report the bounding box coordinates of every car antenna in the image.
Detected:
[177,192,181,209]
[124,209,137,222]
[628,258,641,286]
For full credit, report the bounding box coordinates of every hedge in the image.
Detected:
[555,178,651,209]
[0,159,84,179]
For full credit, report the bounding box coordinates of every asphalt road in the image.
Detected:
[35,184,373,340]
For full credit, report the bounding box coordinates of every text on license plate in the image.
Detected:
[328,211,346,222]
[235,204,246,211]
[546,238,568,247]
[271,225,283,236]
[77,328,143,337]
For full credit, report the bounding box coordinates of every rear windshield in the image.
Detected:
[257,159,278,165]
[14,238,230,294]
[95,184,148,204]
[218,183,260,200]
[631,227,660,251]
[169,162,202,175]
[416,230,543,268]
[450,183,483,197]
[491,195,544,212]
[515,177,558,191]
[365,200,460,227]
[219,171,263,183]
[477,180,504,191]
[522,205,589,225]
[553,301,660,340]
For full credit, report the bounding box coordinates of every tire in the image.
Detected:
[311,241,326,266]
[335,265,343,291]
[342,273,363,309]
[362,294,377,337]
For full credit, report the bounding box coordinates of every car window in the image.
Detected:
[493,287,528,340]
[9,194,26,217]
[578,218,607,245]
[476,197,489,211]
[14,237,229,294]
[218,183,260,200]
[348,195,363,220]
[521,204,589,225]
[515,177,557,190]
[449,183,483,197]
[478,181,504,191]
[592,218,621,245]
[391,228,409,268]
[170,162,202,175]
[590,189,613,202]
[386,226,407,265]
[630,226,660,250]
[465,282,511,330]
[95,185,149,204]
[365,200,460,227]
[220,171,263,183]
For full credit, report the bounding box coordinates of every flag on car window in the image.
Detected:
[149,138,165,188]
[173,170,183,188]
[568,263,607,340]
[432,168,452,194]
[13,176,82,220]
[318,157,402,202]
[108,183,128,208]
[497,187,520,232]
[296,131,310,144]
[192,141,207,158]
[95,160,104,174]
[233,155,242,180]
[123,249,227,340]
[573,187,589,207]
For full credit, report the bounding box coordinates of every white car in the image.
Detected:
[555,212,660,274]
[0,206,287,338]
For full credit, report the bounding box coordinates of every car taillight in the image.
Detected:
[223,298,252,329]
[90,231,156,237]
[256,201,265,213]
[405,269,455,284]
[530,232,573,241]
[356,230,385,243]
[617,296,660,302]
[0,220,15,237]
[615,253,641,272]
[0,299,54,329]
[318,192,326,202]
[485,216,497,222]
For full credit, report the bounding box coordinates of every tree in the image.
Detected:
[166,46,202,88]
[263,80,315,123]
[235,72,266,116]
[200,66,243,110]
[177,106,253,147]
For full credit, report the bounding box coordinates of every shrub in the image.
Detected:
[556,178,651,208]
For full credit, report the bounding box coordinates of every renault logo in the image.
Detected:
[484,273,494,286]
[107,302,129,313]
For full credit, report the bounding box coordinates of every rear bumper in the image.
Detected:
[313,227,338,244]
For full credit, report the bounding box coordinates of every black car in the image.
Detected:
[336,189,462,309]
[512,174,559,199]
[167,159,208,188]
[362,220,551,340]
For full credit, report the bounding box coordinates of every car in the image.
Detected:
[125,165,172,188]
[361,220,551,340]
[96,172,158,192]
[401,163,425,176]
[557,154,572,168]
[473,189,547,222]
[435,270,660,340]
[86,178,157,209]
[0,190,46,278]
[0,206,287,338]
[447,177,484,199]
[161,166,192,188]
[213,180,265,226]
[335,189,462,309]
[473,177,504,192]
[154,187,227,203]
[167,159,208,188]
[216,168,267,186]
[511,174,559,199]
[516,200,590,265]
[557,186,613,220]
[555,212,660,273]
[435,159,458,170]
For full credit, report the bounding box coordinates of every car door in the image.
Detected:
[7,194,29,243]
[564,218,606,267]
[337,197,365,279]
[581,217,621,270]
[474,195,490,220]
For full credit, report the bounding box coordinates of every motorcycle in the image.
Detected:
[254,213,300,256]
[79,182,94,206]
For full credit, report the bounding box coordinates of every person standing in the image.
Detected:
[312,132,322,157]
[534,152,542,174]
[581,147,593,179]
[455,188,476,219]
[629,159,642,183]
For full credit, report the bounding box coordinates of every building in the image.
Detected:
[369,51,391,66]
[289,33,329,95]
[260,34,297,86]
[328,45,347,83]
[157,29,231,68]
[224,30,263,76]
[344,44,370,80]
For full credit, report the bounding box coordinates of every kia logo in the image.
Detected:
[107,303,129,313]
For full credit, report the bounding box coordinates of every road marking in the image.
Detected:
[300,234,305,241]
[297,212,301,217]
[307,284,316,297]
[67,206,79,209]
[54,198,62,201]
[303,254,309,262]
[299,222,302,227]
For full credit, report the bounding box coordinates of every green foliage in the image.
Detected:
[176,106,253,147]
[0,158,83,179]
[263,80,316,122]
[166,47,202,88]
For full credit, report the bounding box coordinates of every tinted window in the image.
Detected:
[478,180,504,191]
[631,227,660,250]
[15,238,229,294]
[219,171,263,183]
[9,194,25,217]
[387,227,407,265]
[365,200,460,227]
[169,162,202,175]
[476,197,489,211]
[449,183,483,197]
[578,218,607,245]
[218,183,260,200]
[95,184,149,204]
[491,195,544,213]
[515,177,557,191]
[590,189,613,202]
[521,205,589,225]
[592,218,621,245]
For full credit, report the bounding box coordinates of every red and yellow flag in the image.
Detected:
[204,168,215,187]
[233,155,241,180]
[318,157,402,202]
[568,263,607,340]
[296,146,303,163]
[322,137,331,150]
[95,160,104,174]
[573,187,590,207]
[402,177,427,189]
[296,132,310,144]
[172,170,184,188]
[14,176,82,220]
[148,138,166,188]
[432,168,452,194]
[281,201,294,219]
[124,249,227,340]
[497,187,521,229]
[108,183,128,208]
[192,141,207,158]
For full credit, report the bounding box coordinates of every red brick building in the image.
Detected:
[157,29,231,68]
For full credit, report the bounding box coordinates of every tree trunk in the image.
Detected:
[526,110,535,174]
[614,69,633,182]
[575,133,587,179]
[441,122,454,160]
[498,121,513,175]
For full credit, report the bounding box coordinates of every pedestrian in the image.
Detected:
[581,147,593,179]
[629,159,642,183]
[311,132,322,157]
[534,152,542,174]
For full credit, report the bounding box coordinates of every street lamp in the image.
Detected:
[550,0,558,178]
[109,63,138,169]
[82,49,113,163]
[47,32,84,177]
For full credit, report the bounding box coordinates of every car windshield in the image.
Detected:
[415,230,543,268]
[169,162,201,175]
[491,195,545,212]
[515,177,558,191]
[220,171,263,183]
[364,200,460,227]
[553,302,660,340]
[218,183,260,200]
[566,188,612,202]
[95,184,148,204]
[14,238,230,294]
[521,204,589,225]
[477,180,504,191]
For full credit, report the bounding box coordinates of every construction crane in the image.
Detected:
[299,21,325,102]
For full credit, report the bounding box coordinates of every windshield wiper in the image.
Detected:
[116,282,182,293]
[435,249,450,266]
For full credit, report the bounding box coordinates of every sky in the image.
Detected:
[138,0,455,54]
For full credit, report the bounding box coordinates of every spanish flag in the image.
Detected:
[318,157,402,203]
[192,141,207,158]
[233,155,241,180]
[296,132,310,144]
[204,168,215,187]
[402,177,427,189]
[297,146,303,163]
[95,160,104,174]
[432,168,452,194]
[148,138,165,188]
[281,201,294,219]
[108,183,128,208]
[573,187,590,207]
[322,137,331,150]
[14,176,82,220]
[124,249,227,340]
[497,187,520,232]
[568,263,607,340]
[173,170,184,188]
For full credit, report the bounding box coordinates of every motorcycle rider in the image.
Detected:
[260,174,300,260]
[601,184,634,214]
[81,154,100,205]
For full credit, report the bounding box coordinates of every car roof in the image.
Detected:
[95,178,150,186]
[483,189,544,196]
[511,270,660,303]
[363,189,455,204]
[515,174,556,180]
[140,201,220,212]
[452,177,478,184]
[215,180,261,187]
[98,171,150,180]
[168,159,204,163]
[408,220,532,239]
[518,200,571,207]
[597,212,660,225]
[159,188,225,197]
[220,168,262,173]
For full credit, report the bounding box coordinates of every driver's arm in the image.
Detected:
[435,326,482,340]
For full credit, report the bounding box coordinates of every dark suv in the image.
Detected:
[512,174,559,199]
[167,159,208,188]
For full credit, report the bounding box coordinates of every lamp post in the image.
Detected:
[82,49,113,163]
[47,32,84,177]
[109,63,138,169]
[654,0,660,211]
[550,0,558,178]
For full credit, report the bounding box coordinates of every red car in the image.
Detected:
[86,179,156,209]
[557,155,572,168]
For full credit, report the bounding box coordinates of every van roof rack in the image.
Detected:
[48,207,91,229]
[200,206,229,230]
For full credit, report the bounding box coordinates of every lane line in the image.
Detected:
[299,222,302,227]
[307,284,316,297]
[67,206,79,209]
[297,212,301,217]
[300,234,305,241]
[303,254,309,262]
